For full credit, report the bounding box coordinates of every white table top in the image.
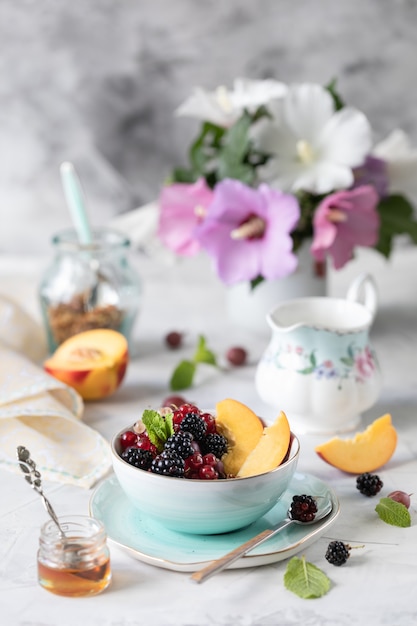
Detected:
[1,246,417,625]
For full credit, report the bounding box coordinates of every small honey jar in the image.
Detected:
[37,515,111,597]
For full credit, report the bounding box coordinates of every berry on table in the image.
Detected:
[387,490,411,509]
[226,346,248,366]
[356,472,383,497]
[288,495,318,522]
[325,541,351,566]
[165,331,183,349]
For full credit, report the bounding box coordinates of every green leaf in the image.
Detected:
[250,275,264,290]
[217,112,255,183]
[169,359,197,391]
[325,78,345,111]
[188,121,225,179]
[375,497,411,527]
[193,335,217,366]
[284,556,331,599]
[142,409,172,451]
[340,357,354,366]
[376,194,417,257]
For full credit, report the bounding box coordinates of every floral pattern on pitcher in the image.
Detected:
[272,342,377,386]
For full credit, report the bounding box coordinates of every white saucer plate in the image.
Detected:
[89,472,339,573]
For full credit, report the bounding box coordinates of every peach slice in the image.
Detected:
[315,414,397,474]
[44,329,129,400]
[215,398,264,476]
[237,411,291,478]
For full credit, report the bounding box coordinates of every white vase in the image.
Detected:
[225,241,326,336]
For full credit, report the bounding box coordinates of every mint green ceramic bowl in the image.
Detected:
[111,429,300,535]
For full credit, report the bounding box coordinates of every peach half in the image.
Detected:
[315,414,397,474]
[44,329,129,400]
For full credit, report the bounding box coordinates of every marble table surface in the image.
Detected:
[1,246,417,626]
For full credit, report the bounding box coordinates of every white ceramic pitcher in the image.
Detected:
[255,274,381,434]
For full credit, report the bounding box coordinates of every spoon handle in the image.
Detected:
[191,519,293,584]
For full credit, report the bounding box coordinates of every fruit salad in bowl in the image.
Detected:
[111,399,300,534]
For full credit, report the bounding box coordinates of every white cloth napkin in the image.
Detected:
[0,297,112,488]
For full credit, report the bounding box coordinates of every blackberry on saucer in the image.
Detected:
[288,495,318,522]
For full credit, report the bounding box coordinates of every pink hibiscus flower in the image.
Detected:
[158,179,214,256]
[311,185,380,270]
[193,179,300,285]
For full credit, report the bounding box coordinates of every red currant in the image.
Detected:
[120,430,138,450]
[199,465,219,480]
[136,434,157,456]
[201,412,217,434]
[203,453,218,467]
[185,453,204,472]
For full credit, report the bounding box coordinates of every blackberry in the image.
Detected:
[356,472,383,497]
[164,431,194,459]
[150,451,185,477]
[201,433,228,458]
[325,541,351,566]
[288,494,318,522]
[179,412,207,441]
[121,447,153,471]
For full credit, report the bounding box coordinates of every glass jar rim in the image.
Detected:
[51,228,131,252]
[40,515,106,542]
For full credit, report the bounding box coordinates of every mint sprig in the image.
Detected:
[169,335,217,391]
[284,556,331,599]
[375,497,411,527]
[141,409,174,452]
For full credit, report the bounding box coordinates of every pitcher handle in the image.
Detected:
[346,273,378,323]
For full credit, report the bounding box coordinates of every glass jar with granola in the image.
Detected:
[39,228,141,353]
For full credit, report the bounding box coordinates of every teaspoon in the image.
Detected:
[16,445,66,539]
[191,494,333,584]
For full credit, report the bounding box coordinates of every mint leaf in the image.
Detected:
[284,556,331,599]
[170,359,197,391]
[141,409,172,451]
[193,335,217,366]
[375,497,411,527]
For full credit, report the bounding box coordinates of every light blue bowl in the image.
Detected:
[111,428,300,535]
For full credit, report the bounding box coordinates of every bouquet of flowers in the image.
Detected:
[157,78,417,288]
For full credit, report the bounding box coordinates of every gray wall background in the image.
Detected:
[1,0,416,253]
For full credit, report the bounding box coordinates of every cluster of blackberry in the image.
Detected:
[119,403,229,480]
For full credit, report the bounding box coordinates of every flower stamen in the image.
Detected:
[327,209,348,223]
[296,140,315,164]
[215,86,233,113]
[231,216,266,240]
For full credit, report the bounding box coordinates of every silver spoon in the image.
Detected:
[191,494,333,584]
[16,446,66,539]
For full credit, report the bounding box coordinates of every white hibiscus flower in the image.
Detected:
[251,83,373,195]
[373,129,417,202]
[175,78,287,127]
